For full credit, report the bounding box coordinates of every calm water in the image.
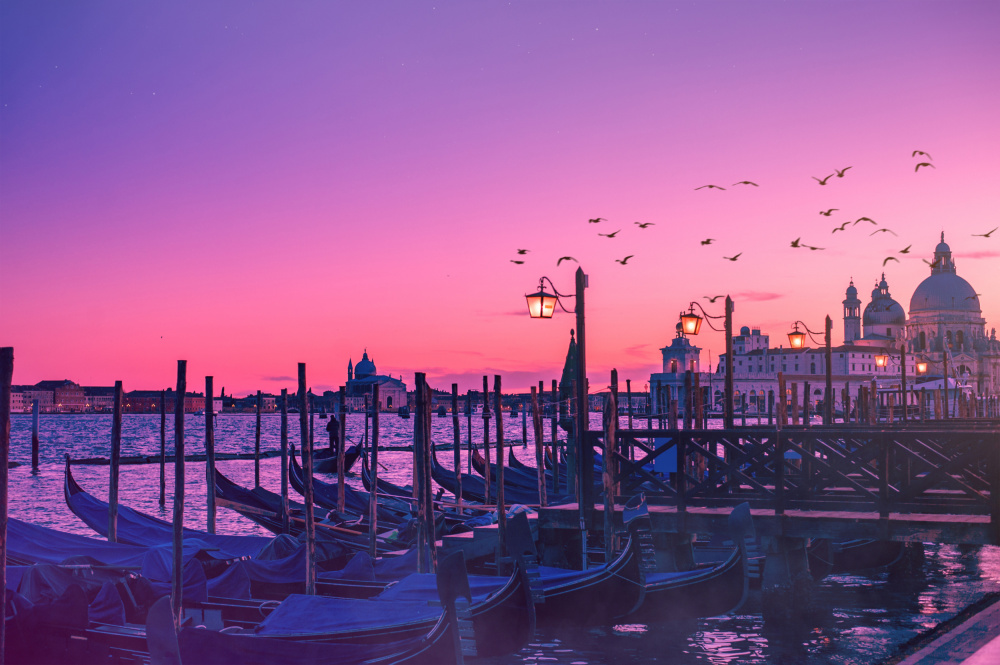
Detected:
[7,413,1000,664]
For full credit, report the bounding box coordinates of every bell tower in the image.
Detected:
[843,280,861,343]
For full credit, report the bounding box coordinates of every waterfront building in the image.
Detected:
[650,235,999,415]
[345,350,407,411]
[83,386,116,412]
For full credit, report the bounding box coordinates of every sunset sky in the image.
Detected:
[2,1,998,396]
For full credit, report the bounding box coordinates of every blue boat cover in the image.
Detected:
[254,593,441,636]
[375,572,504,603]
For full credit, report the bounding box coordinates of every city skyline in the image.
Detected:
[3,2,999,395]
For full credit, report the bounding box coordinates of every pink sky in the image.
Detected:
[2,2,999,396]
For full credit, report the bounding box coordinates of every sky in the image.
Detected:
[2,1,999,397]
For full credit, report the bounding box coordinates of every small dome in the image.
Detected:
[740,326,751,336]
[845,281,858,298]
[863,274,905,328]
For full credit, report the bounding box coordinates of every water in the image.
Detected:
[7,413,1000,663]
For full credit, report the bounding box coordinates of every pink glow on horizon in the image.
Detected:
[2,2,999,396]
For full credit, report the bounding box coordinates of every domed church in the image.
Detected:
[903,234,1000,393]
[344,350,408,411]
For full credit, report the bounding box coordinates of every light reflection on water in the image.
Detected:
[6,413,1000,664]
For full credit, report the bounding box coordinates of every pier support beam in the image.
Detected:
[760,535,814,622]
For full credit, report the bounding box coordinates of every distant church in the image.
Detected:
[345,350,407,411]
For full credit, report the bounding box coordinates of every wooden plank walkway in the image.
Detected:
[538,503,995,545]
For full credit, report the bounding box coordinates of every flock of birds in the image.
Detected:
[509,150,996,270]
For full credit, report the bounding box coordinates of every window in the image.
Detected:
[957,330,964,347]
[810,363,816,374]
[887,327,892,336]
[919,331,926,350]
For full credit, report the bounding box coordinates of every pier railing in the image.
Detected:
[604,426,1000,530]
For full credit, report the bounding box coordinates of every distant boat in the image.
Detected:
[397,405,410,419]
[436,406,447,417]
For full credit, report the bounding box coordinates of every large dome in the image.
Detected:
[909,233,981,313]
[354,350,376,378]
[910,273,980,312]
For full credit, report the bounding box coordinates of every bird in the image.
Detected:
[899,245,912,254]
[723,253,742,261]
[854,216,877,225]
[972,227,998,238]
[805,245,825,251]
[790,237,803,248]
[832,221,851,233]
[516,249,529,255]
[923,257,942,268]
[704,295,724,303]
[615,255,634,265]
[883,256,899,267]
[813,174,835,185]
[635,222,655,228]
[510,260,525,265]
[598,230,621,238]
[588,217,606,224]
[912,150,933,160]
[819,209,839,216]
[695,184,726,190]
[835,166,852,178]
[870,228,898,236]
[915,162,935,172]
[700,238,716,245]
[557,256,578,266]
[965,294,982,300]
[732,180,758,187]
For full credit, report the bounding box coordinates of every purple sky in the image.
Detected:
[2,1,999,395]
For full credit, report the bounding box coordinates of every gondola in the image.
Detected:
[312,444,362,474]
[289,448,411,523]
[807,538,906,576]
[360,444,416,500]
[468,445,576,504]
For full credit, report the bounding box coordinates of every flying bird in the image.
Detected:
[899,245,912,254]
[704,295,724,303]
[832,221,851,233]
[723,253,742,261]
[813,174,835,185]
[588,217,606,224]
[557,256,578,266]
[965,294,982,300]
[516,249,529,255]
[854,216,877,225]
[915,162,935,172]
[695,184,726,190]
[510,260,525,265]
[835,166,852,178]
[635,222,655,228]
[883,256,899,267]
[912,150,933,160]
[598,230,621,238]
[870,228,898,236]
[790,237,803,248]
[732,181,758,187]
[972,227,998,238]
[615,255,634,265]
[700,238,716,245]
[819,209,839,216]
[923,257,942,268]
[805,244,825,251]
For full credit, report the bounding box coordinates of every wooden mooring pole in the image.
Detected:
[338,387,347,513]
[626,379,634,461]
[482,375,491,502]
[531,386,546,507]
[172,360,187,628]
[255,390,262,487]
[551,379,559,494]
[159,390,166,506]
[108,380,123,542]
[298,364,316,595]
[31,398,39,472]
[494,376,507,566]
[280,389,289,534]
[1,347,14,664]
[205,376,216,534]
[603,380,617,566]
[451,384,462,513]
[369,386,380,558]
[466,392,473,476]
[414,373,431,573]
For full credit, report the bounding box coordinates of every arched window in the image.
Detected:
[919,331,926,350]
[946,331,953,348]
[810,362,816,374]
[956,330,964,348]
[670,359,678,373]
[387,396,393,408]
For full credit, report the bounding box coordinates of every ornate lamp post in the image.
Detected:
[787,316,834,424]
[525,268,593,518]
[871,344,909,421]
[679,297,734,428]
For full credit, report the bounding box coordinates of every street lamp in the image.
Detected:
[787,317,834,425]
[679,298,734,428]
[525,268,593,520]
[875,353,889,368]
[916,359,929,375]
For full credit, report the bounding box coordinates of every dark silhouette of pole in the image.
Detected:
[368,386,380,558]
[298,364,316,594]
[482,376,491,502]
[724,296,734,428]
[337,386,346,512]
[531,386,546,507]
[451,384,462,513]
[31,399,39,472]
[108,381,123,542]
[280,388,289,534]
[825,315,834,425]
[172,360,187,628]
[255,390,262,487]
[1,348,14,664]
[575,267,592,524]
[159,390,166,506]
[205,376,216,534]
[494,375,506,562]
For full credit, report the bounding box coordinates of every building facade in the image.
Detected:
[345,350,408,411]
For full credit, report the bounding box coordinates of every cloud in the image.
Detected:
[262,375,294,382]
[623,344,649,359]
[734,291,783,302]
[963,251,1000,260]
